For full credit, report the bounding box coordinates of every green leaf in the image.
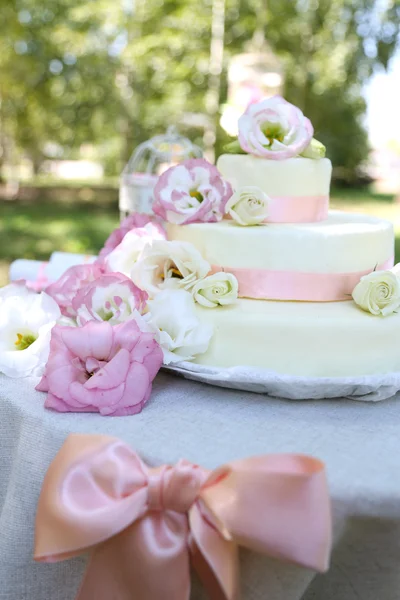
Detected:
[222,139,246,155]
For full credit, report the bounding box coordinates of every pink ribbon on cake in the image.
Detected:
[212,256,395,302]
[226,194,329,223]
[265,194,329,223]
[34,434,332,600]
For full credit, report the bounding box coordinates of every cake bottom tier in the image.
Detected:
[194,299,400,377]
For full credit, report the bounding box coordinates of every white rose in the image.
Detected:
[352,270,400,316]
[146,289,213,364]
[192,272,238,308]
[131,239,210,298]
[0,291,61,377]
[105,223,165,276]
[225,186,269,226]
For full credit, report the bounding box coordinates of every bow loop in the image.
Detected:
[199,454,332,572]
[35,435,149,561]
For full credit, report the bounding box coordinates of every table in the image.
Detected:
[1,372,400,600]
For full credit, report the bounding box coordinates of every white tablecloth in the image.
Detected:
[1,372,400,600]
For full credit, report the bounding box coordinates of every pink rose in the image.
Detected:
[36,320,163,416]
[238,96,313,160]
[97,214,165,263]
[45,263,104,317]
[72,272,148,326]
[153,158,233,225]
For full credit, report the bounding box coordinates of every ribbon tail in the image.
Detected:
[77,512,191,600]
[189,503,239,600]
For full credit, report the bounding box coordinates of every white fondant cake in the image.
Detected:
[192,298,400,377]
[167,212,394,275]
[217,154,332,199]
[165,153,397,376]
[153,97,399,378]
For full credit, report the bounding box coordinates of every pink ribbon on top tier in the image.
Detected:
[34,434,332,600]
[264,194,329,223]
[212,256,394,302]
[226,194,329,223]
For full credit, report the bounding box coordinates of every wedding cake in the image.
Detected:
[154,96,399,378]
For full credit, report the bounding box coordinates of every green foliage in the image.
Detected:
[0,0,399,178]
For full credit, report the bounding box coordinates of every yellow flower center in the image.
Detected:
[160,264,183,281]
[189,189,203,203]
[261,123,285,145]
[14,332,37,351]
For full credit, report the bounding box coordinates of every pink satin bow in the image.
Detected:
[34,434,332,600]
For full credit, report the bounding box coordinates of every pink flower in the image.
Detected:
[238,96,313,160]
[45,263,104,317]
[72,272,148,326]
[36,320,163,416]
[97,214,164,263]
[153,158,233,225]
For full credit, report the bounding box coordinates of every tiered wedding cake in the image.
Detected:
[158,97,399,378]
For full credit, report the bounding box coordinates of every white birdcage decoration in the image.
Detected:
[119,126,202,220]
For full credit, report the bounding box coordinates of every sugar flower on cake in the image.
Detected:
[105,223,165,277]
[97,214,164,263]
[131,239,210,297]
[146,289,213,363]
[45,263,104,318]
[192,272,238,308]
[352,269,400,316]
[72,272,148,326]
[36,320,163,416]
[238,96,313,160]
[0,288,60,378]
[225,186,269,226]
[153,158,233,225]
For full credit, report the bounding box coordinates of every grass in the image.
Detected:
[0,187,399,287]
[0,196,119,286]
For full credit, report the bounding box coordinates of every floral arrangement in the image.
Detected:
[0,210,239,416]
[153,157,271,227]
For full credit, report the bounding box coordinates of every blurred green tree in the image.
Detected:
[0,0,399,180]
[262,0,400,182]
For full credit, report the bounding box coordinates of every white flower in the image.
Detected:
[131,239,211,298]
[192,272,238,308]
[146,290,213,364]
[0,291,61,377]
[105,223,165,276]
[225,186,269,226]
[0,281,33,304]
[352,270,400,316]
